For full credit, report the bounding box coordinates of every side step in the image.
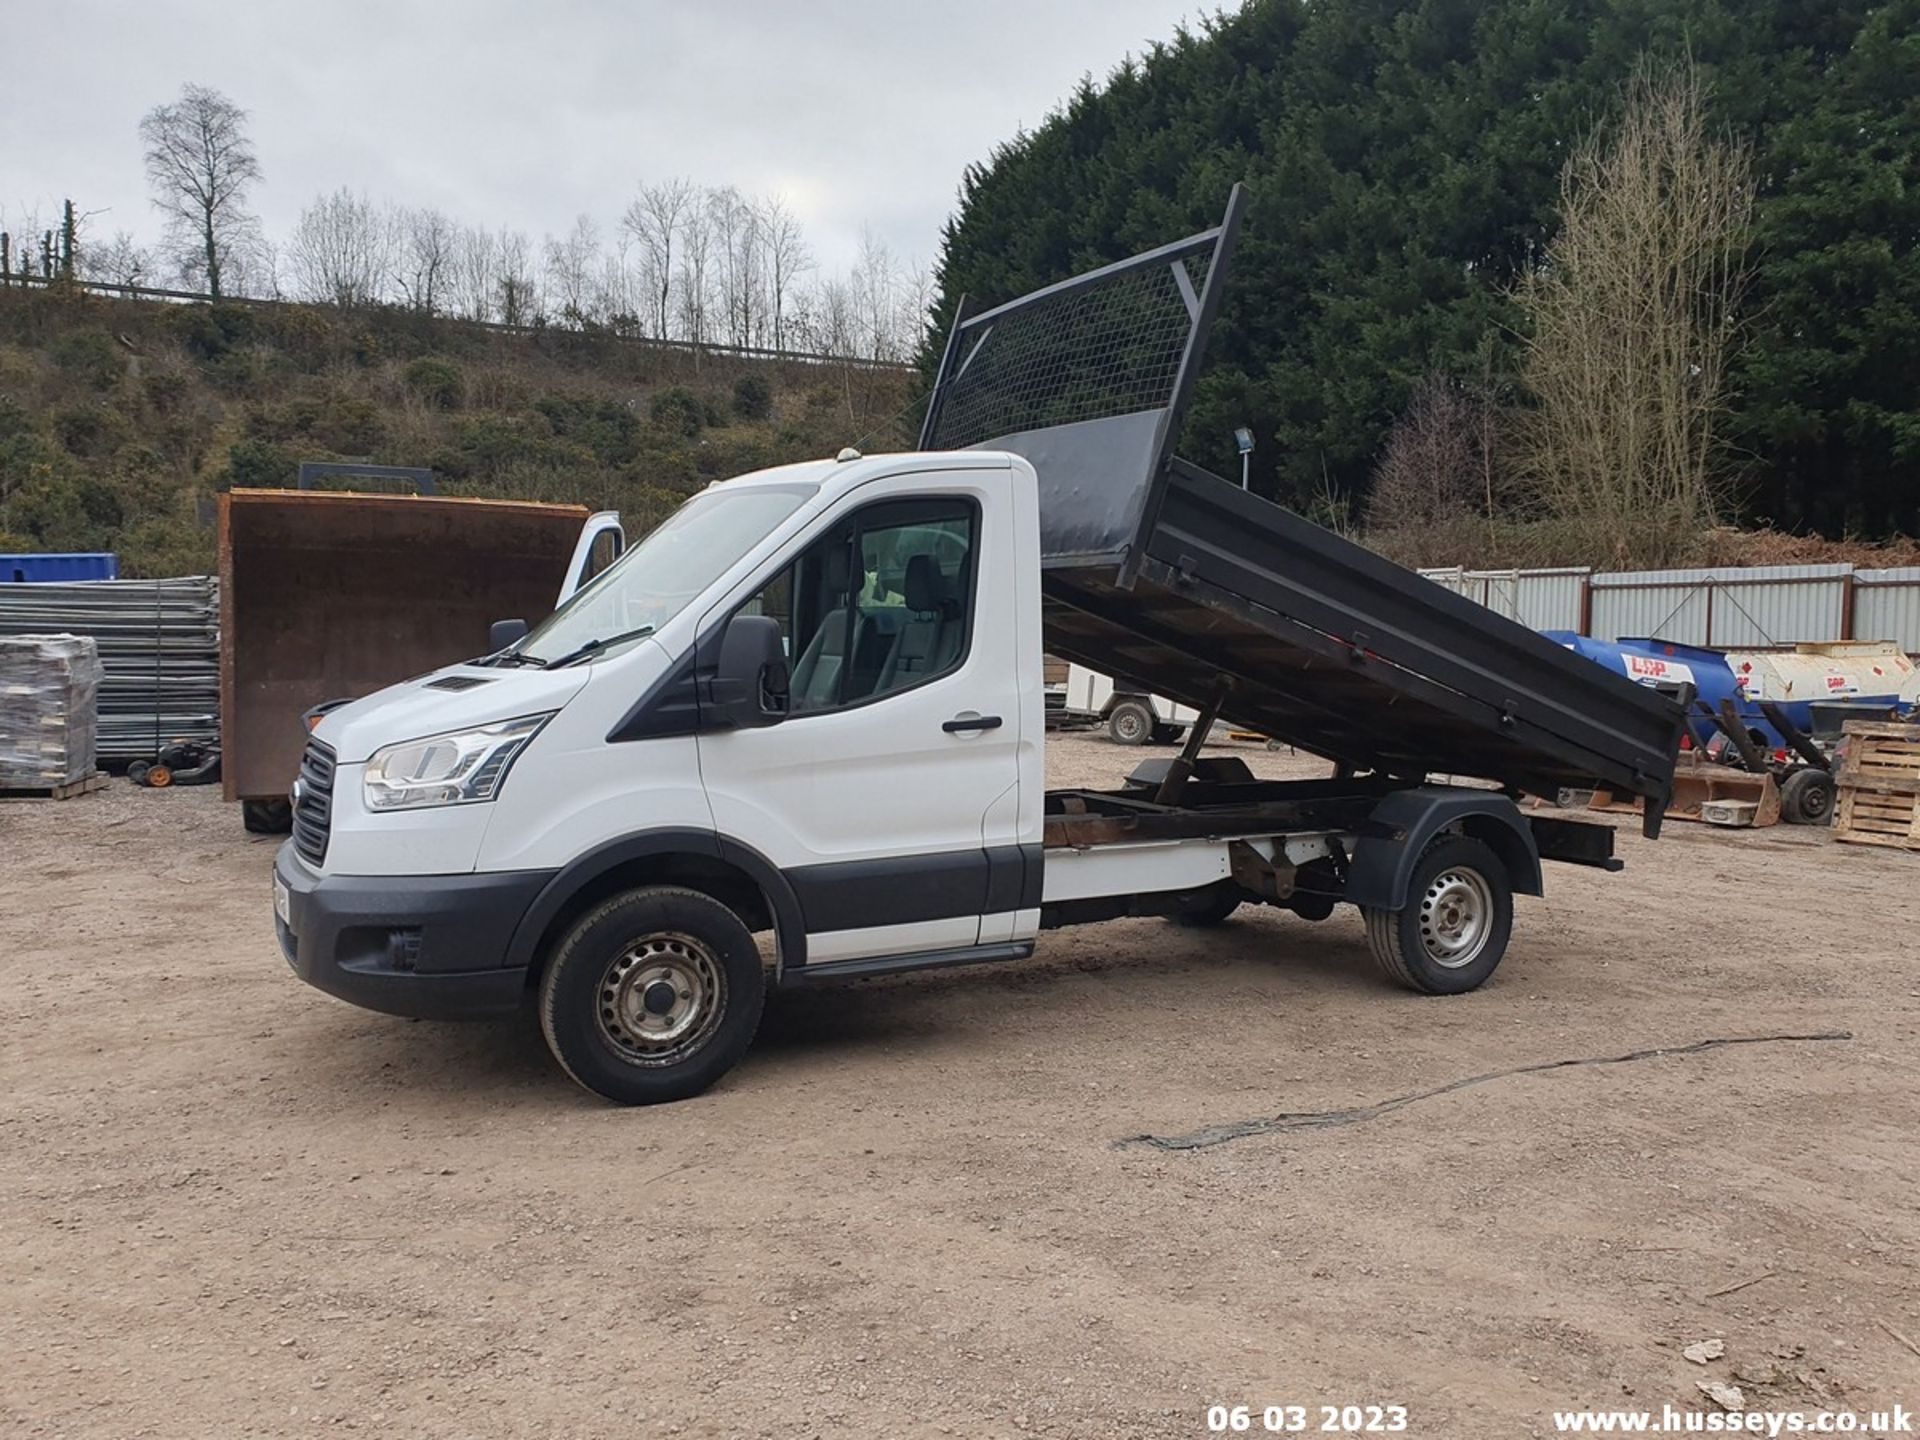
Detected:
[780,941,1034,987]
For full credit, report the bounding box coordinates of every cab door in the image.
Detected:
[696,467,1025,965]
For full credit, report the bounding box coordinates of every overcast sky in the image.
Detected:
[2,1,1203,280]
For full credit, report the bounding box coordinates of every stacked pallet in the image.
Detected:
[0,578,219,762]
[0,634,103,792]
[1833,719,1920,851]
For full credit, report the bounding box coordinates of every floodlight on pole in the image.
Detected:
[1233,427,1255,490]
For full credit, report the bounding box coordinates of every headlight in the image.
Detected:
[363,714,552,811]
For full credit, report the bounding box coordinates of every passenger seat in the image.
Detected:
[875,552,963,693]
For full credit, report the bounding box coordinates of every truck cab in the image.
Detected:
[276,450,1055,1097]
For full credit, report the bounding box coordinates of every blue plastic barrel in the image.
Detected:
[0,553,120,583]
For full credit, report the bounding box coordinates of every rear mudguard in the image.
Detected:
[1345,787,1543,911]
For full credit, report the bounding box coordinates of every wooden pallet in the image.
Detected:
[1834,786,1920,850]
[1836,719,1920,789]
[1833,721,1920,851]
[0,770,108,801]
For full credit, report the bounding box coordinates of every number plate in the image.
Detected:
[273,874,292,930]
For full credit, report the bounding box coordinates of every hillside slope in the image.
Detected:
[0,288,914,576]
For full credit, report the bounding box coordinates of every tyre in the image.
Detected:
[1107,699,1154,746]
[127,761,151,787]
[242,798,293,834]
[1171,888,1241,928]
[1150,724,1185,746]
[1779,767,1835,826]
[1362,836,1512,995]
[539,886,766,1105]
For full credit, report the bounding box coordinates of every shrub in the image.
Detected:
[403,356,465,410]
[50,330,126,391]
[649,386,705,439]
[222,439,299,490]
[731,373,773,421]
[53,403,124,459]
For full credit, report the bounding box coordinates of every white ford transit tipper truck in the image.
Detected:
[272,193,1688,1104]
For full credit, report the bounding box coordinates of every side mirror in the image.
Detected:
[707,614,788,729]
[489,618,529,651]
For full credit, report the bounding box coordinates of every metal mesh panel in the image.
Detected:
[925,246,1213,451]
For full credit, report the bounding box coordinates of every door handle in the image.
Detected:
[942,714,1003,733]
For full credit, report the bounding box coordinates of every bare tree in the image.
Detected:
[853,229,899,360]
[709,186,764,347]
[1367,375,1495,534]
[622,178,696,339]
[77,229,152,291]
[598,230,639,332]
[675,203,713,344]
[543,215,601,327]
[287,189,393,307]
[139,83,263,297]
[1513,59,1752,548]
[450,226,497,321]
[496,228,539,326]
[396,206,459,313]
[756,194,813,353]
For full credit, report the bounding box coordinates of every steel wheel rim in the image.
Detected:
[1417,867,1493,969]
[595,932,727,1067]
[1114,709,1146,741]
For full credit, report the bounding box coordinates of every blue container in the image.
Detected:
[0,552,120,583]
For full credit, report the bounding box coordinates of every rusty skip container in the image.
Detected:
[219,489,594,805]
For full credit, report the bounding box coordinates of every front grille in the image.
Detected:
[292,739,336,866]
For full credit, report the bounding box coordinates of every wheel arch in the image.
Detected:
[1345,788,1543,911]
[506,829,807,983]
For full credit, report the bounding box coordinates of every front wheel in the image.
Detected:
[1362,837,1512,995]
[539,886,766,1104]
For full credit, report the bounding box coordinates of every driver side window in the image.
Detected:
[736,498,976,715]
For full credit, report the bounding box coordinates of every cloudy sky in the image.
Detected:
[3,0,1202,281]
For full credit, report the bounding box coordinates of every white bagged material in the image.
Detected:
[0,634,102,788]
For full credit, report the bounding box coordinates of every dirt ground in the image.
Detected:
[2,732,1915,1439]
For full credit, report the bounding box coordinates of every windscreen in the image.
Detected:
[514,484,813,664]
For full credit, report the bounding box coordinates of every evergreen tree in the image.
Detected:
[930,0,1920,538]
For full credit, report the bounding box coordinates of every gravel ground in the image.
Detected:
[2,731,1916,1438]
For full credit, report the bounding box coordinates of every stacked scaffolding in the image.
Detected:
[0,578,219,762]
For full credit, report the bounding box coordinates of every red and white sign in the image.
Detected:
[1622,655,1696,687]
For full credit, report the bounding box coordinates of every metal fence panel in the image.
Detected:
[1589,569,1711,643]
[1419,560,1917,653]
[1856,568,1920,652]
[1419,567,1586,629]
[1709,564,1851,647]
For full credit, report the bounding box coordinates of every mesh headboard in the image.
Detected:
[920,186,1245,577]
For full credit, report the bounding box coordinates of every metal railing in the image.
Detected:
[0,270,917,373]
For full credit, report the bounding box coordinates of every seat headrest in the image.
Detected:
[904,553,944,612]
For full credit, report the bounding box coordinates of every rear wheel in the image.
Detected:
[539,886,766,1105]
[1779,767,1835,826]
[1107,700,1153,746]
[1363,837,1512,995]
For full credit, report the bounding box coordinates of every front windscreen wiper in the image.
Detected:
[542,626,656,669]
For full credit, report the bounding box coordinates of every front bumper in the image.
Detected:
[273,843,553,1021]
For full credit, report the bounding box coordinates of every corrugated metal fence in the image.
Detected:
[1419,563,1920,652]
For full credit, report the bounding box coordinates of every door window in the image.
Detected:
[735,498,976,714]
